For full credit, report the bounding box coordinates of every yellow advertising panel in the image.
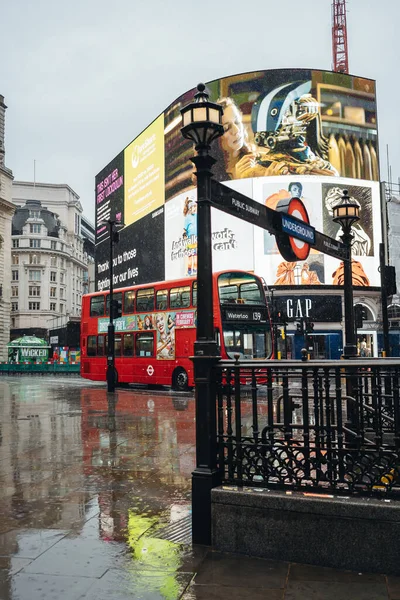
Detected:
[124,114,165,226]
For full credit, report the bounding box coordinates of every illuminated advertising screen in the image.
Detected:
[95,152,124,245]
[95,69,379,292]
[124,114,165,227]
[253,175,381,287]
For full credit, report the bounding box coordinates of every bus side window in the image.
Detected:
[124,291,135,314]
[87,336,97,356]
[156,290,168,310]
[115,335,122,357]
[90,296,105,317]
[192,282,197,307]
[136,288,155,312]
[97,336,105,356]
[123,333,134,357]
[135,332,154,357]
[170,286,190,309]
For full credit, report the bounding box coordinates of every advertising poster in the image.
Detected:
[95,152,124,244]
[124,114,165,227]
[95,207,165,291]
[98,310,196,360]
[164,180,254,280]
[253,175,381,287]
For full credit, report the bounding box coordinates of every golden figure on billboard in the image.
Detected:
[332,260,370,287]
[250,82,338,177]
[274,261,322,285]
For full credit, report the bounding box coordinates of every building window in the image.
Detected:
[51,256,57,267]
[51,240,57,250]
[50,302,56,311]
[30,239,41,248]
[11,302,18,312]
[60,288,64,299]
[60,273,64,284]
[12,239,19,248]
[12,271,19,281]
[75,213,81,235]
[29,254,39,264]
[29,270,41,281]
[60,304,64,313]
[12,255,19,265]
[29,286,41,296]
[50,287,57,297]
[11,286,18,297]
[29,210,40,218]
[30,224,41,234]
[50,271,57,282]
[29,302,40,310]
[60,259,64,268]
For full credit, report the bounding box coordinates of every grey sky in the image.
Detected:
[1,0,399,222]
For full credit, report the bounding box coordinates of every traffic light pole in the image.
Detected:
[380,242,390,357]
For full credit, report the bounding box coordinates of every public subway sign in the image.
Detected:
[211,181,347,262]
[274,295,343,322]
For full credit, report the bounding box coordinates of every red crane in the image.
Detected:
[332,0,349,73]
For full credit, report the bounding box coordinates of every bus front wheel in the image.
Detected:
[173,368,188,391]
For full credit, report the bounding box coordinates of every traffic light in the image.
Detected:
[384,266,397,297]
[305,318,314,333]
[296,320,304,334]
[355,304,368,329]
[112,299,122,319]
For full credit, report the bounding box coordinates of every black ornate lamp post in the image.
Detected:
[180,83,224,545]
[100,216,123,393]
[332,189,360,359]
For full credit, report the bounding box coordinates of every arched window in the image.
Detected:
[387,304,400,320]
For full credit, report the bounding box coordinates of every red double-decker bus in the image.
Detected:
[80,270,272,390]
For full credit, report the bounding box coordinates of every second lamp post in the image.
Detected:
[332,189,360,359]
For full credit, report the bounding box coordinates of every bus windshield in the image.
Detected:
[217,272,265,305]
[218,272,272,359]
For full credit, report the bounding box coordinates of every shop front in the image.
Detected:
[273,293,343,360]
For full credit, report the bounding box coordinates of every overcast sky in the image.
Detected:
[1,0,399,222]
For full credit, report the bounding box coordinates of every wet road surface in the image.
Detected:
[0,376,398,599]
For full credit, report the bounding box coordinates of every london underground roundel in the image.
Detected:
[275,197,313,262]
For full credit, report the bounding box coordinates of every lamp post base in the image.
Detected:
[106,363,116,393]
[192,467,222,545]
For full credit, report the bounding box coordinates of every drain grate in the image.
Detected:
[155,514,192,544]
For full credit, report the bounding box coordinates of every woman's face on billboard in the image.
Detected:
[221,104,245,156]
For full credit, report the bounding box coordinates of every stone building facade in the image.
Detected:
[0,95,16,360]
[11,181,89,338]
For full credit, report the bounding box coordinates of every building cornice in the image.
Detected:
[0,165,13,179]
[0,197,16,216]
[13,180,80,200]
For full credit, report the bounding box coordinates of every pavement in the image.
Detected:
[0,376,398,599]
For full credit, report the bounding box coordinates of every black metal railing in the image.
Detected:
[215,357,400,496]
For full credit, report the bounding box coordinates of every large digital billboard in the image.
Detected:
[95,69,379,292]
